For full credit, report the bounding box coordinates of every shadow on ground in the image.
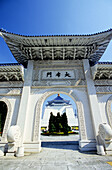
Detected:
[41,141,79,150]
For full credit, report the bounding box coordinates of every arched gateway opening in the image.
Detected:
[0,101,7,137]
[41,93,79,149]
[33,90,87,151]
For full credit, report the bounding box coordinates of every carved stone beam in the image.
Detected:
[109,72,112,79]
[20,46,32,59]
[91,43,97,53]
[2,74,9,81]
[98,73,103,79]
[28,48,33,59]
[12,74,20,81]
[40,48,43,60]
[84,47,88,58]
[91,64,98,80]
[52,48,54,60]
[63,48,65,60]
[74,48,77,59]
[31,45,92,50]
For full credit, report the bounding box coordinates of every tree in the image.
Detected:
[49,123,56,133]
[48,112,70,135]
[59,123,63,132]
[61,112,68,126]
[48,112,56,133]
[55,112,61,132]
[61,112,69,135]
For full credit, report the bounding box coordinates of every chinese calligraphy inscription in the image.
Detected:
[42,70,75,80]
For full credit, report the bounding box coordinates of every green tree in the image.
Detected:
[59,123,63,132]
[48,112,56,133]
[55,112,61,132]
[48,112,70,135]
[49,123,56,133]
[61,112,69,135]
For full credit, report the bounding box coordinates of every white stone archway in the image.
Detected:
[0,97,12,142]
[32,90,87,149]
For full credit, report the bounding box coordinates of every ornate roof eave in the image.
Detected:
[0,29,112,67]
[92,62,112,80]
[0,64,24,81]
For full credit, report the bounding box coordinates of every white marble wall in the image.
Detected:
[23,87,94,142]
[0,60,112,153]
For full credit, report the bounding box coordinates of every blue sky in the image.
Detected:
[0,0,112,63]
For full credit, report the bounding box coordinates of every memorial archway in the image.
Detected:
[33,90,87,148]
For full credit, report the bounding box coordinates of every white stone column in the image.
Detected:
[83,59,102,138]
[17,60,33,142]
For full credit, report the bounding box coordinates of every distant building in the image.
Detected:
[41,94,78,130]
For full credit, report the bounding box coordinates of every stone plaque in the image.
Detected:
[42,70,75,80]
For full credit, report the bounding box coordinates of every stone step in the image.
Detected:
[41,141,79,146]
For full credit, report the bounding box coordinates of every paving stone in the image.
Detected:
[42,165,67,170]
[1,136,112,169]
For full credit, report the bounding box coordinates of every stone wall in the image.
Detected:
[0,60,112,152]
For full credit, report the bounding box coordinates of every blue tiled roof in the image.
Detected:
[46,94,71,106]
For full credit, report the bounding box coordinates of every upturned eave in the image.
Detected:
[0,29,112,67]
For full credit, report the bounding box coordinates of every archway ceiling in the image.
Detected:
[0,29,112,67]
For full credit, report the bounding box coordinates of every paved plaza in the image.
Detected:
[0,135,112,170]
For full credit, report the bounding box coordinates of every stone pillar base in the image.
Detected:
[0,149,4,156]
[0,142,7,156]
[96,145,105,155]
[16,146,24,157]
[6,152,15,156]
[8,142,16,152]
[105,151,112,155]
[23,141,41,153]
[79,140,96,151]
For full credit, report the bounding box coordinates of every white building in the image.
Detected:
[41,94,78,129]
[0,29,112,155]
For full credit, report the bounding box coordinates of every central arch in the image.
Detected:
[33,90,87,150]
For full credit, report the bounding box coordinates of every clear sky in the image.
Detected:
[0,0,112,63]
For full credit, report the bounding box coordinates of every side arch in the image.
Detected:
[33,90,87,142]
[0,97,12,142]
